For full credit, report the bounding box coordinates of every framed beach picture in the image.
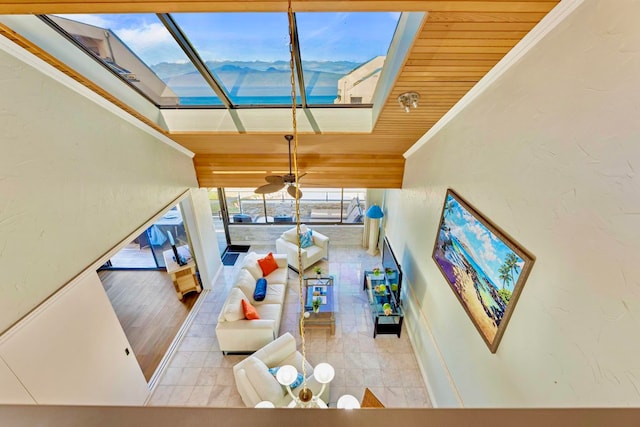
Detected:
[432,189,535,353]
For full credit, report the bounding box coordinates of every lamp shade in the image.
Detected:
[314,363,336,384]
[337,394,361,409]
[276,365,299,386]
[365,205,384,219]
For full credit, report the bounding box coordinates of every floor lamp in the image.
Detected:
[366,205,384,256]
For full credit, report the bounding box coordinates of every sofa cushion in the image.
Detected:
[254,278,267,301]
[222,288,247,322]
[264,266,287,285]
[255,303,281,322]
[241,252,263,280]
[242,357,285,403]
[235,269,285,305]
[235,269,257,298]
[282,227,298,244]
[241,299,260,320]
[258,252,279,277]
[263,284,285,305]
[305,245,323,260]
[278,350,312,374]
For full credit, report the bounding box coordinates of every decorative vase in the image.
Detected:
[313,306,320,313]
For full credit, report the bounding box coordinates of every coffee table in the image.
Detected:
[300,276,335,335]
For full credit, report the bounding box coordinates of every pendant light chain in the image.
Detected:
[287,0,307,388]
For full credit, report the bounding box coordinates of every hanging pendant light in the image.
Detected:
[254,0,359,409]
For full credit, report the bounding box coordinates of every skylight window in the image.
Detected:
[172,13,301,106]
[49,14,222,106]
[44,12,401,109]
[297,12,400,105]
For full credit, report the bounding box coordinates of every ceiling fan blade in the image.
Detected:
[297,172,307,180]
[265,175,285,184]
[287,185,303,199]
[255,182,285,194]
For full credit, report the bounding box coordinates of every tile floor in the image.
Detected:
[148,245,431,408]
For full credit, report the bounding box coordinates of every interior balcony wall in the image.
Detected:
[228,224,364,247]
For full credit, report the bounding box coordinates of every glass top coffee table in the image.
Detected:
[300,275,335,335]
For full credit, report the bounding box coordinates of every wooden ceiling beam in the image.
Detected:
[0,1,559,15]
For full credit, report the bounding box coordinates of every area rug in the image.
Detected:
[222,253,239,266]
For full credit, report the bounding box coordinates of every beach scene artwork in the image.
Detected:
[432,190,534,352]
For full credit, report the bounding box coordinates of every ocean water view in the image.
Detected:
[179,95,338,106]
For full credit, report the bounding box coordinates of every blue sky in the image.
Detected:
[57,12,400,65]
[443,194,524,291]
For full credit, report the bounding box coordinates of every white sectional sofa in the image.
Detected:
[216,252,288,354]
[275,226,329,273]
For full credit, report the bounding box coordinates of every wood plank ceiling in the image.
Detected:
[0,1,560,189]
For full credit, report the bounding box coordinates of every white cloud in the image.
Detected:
[482,239,498,262]
[387,12,401,21]
[116,23,172,52]
[54,14,112,29]
[113,23,187,65]
[300,13,349,47]
[461,209,475,225]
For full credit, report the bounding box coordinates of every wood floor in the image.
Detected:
[98,270,200,381]
[107,243,157,269]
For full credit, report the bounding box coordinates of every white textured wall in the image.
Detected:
[389,0,640,407]
[181,189,222,289]
[0,271,149,405]
[0,41,197,333]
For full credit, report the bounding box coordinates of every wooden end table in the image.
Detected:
[163,246,201,300]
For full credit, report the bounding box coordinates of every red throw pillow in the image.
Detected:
[258,252,279,277]
[241,299,260,320]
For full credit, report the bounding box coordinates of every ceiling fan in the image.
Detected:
[255,134,306,199]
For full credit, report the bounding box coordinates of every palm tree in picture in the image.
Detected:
[498,264,512,291]
[504,252,521,285]
[497,263,513,304]
[444,200,455,218]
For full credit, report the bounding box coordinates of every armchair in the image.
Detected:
[275,226,329,273]
[233,332,330,407]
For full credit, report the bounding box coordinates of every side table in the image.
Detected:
[163,246,201,300]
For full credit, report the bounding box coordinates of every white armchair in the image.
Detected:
[233,332,330,407]
[275,226,329,273]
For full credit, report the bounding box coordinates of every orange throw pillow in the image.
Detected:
[258,252,279,277]
[241,299,260,320]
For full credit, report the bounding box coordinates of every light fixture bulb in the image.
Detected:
[276,365,299,386]
[337,394,361,409]
[255,401,276,408]
[313,362,335,384]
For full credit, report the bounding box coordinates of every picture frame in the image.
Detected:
[432,189,535,353]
